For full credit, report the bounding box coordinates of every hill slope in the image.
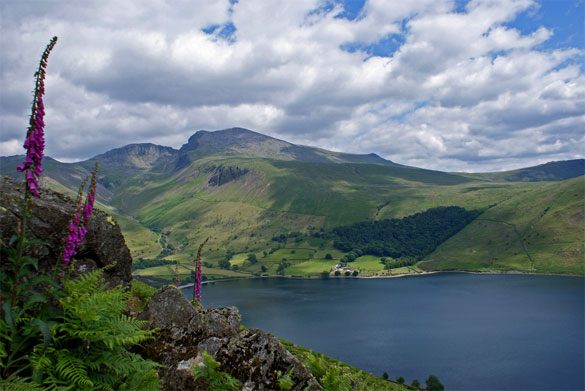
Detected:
[420,176,584,274]
[1,128,583,276]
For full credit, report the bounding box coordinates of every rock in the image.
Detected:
[0,175,132,287]
[137,286,321,391]
[208,165,249,186]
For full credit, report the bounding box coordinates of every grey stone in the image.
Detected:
[0,175,132,287]
[137,285,321,391]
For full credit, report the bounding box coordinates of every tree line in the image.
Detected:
[332,206,481,260]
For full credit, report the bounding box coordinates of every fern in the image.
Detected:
[277,368,294,390]
[191,351,241,391]
[25,269,161,390]
[0,377,46,391]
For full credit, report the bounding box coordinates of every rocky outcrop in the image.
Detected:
[137,286,321,391]
[0,175,132,286]
[207,165,249,186]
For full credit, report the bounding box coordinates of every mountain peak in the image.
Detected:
[89,143,178,169]
[176,128,293,169]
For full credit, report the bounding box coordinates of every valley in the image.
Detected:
[1,128,583,283]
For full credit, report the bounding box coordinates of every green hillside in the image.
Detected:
[1,128,582,278]
[420,176,584,274]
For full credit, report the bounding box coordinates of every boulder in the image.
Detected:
[0,175,132,287]
[138,286,322,391]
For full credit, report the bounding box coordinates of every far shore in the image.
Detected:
[171,269,583,289]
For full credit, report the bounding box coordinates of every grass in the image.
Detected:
[352,255,386,273]
[280,339,414,391]
[285,259,337,276]
[133,263,251,280]
[8,150,580,278]
[420,177,584,274]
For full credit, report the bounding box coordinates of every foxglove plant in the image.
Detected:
[192,238,209,304]
[61,162,98,267]
[11,36,57,265]
[16,36,58,199]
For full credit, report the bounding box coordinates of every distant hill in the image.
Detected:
[460,159,584,182]
[1,128,583,276]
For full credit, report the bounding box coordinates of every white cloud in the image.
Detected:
[0,0,583,171]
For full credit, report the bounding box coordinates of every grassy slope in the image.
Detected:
[281,339,415,391]
[420,176,584,274]
[97,158,585,276]
[3,153,581,276]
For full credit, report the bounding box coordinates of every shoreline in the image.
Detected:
[173,269,583,289]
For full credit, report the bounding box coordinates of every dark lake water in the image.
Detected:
[182,273,584,391]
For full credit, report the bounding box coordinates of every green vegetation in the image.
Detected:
[191,351,240,391]
[0,267,160,390]
[2,128,582,277]
[420,177,585,274]
[281,340,413,391]
[333,206,481,259]
[425,375,445,391]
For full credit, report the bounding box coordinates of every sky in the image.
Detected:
[0,0,583,172]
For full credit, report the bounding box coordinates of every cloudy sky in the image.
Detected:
[1,0,583,172]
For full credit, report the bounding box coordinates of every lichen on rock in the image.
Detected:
[137,285,322,390]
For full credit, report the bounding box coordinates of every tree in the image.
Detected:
[247,253,258,264]
[411,379,421,388]
[260,265,267,273]
[325,253,333,260]
[382,372,389,380]
[425,375,444,391]
[218,259,231,270]
[397,376,405,384]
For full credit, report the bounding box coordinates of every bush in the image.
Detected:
[325,253,333,260]
[218,259,231,270]
[396,376,405,384]
[130,280,158,311]
[411,379,421,387]
[247,254,258,264]
[426,375,444,391]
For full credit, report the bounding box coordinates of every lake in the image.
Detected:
[182,273,584,390]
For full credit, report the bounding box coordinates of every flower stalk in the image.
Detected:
[61,162,98,267]
[14,36,57,264]
[192,238,209,304]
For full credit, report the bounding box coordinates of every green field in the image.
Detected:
[285,259,337,276]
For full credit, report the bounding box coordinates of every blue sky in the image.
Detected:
[0,0,583,172]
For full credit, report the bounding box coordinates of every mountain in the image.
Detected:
[176,128,401,168]
[86,143,178,171]
[1,128,583,276]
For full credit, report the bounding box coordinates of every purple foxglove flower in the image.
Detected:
[17,37,57,198]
